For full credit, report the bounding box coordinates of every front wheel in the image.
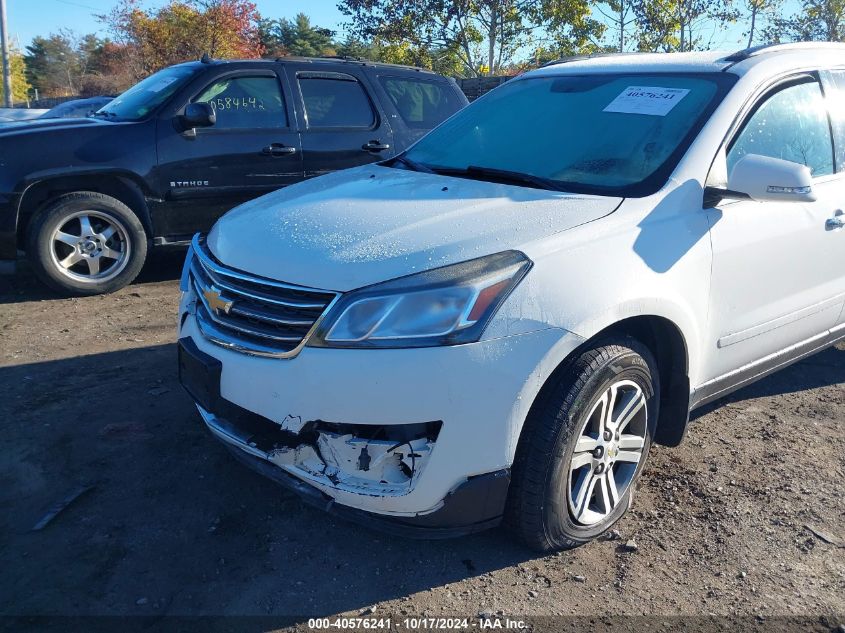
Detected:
[26,192,148,296]
[506,338,658,552]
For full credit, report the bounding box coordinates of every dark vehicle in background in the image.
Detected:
[0,57,467,295]
[38,96,116,120]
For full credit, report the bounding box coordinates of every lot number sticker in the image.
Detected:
[603,86,690,116]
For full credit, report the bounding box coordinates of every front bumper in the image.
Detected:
[201,402,510,538]
[179,289,584,527]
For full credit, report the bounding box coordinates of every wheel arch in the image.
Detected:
[524,315,692,450]
[16,172,154,250]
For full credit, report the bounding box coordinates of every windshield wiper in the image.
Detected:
[392,154,435,174]
[432,165,564,191]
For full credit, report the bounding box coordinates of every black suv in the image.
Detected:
[0,57,467,294]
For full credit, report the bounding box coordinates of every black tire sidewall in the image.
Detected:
[543,344,658,547]
[27,193,148,296]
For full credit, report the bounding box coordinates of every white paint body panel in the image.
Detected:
[207,165,621,292]
[180,302,584,515]
[180,46,845,517]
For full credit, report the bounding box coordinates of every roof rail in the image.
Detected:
[275,54,365,63]
[540,52,643,68]
[722,41,845,63]
[274,54,430,73]
[319,55,363,62]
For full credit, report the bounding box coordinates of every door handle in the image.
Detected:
[362,140,390,153]
[261,143,297,157]
[826,210,844,231]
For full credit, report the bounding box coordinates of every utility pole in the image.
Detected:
[0,0,11,107]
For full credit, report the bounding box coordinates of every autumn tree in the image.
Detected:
[25,32,80,96]
[742,0,781,46]
[339,0,601,76]
[594,0,637,51]
[23,31,118,97]
[543,0,607,57]
[765,0,845,41]
[632,0,737,51]
[79,40,137,95]
[1,46,32,105]
[100,0,264,81]
[334,34,465,75]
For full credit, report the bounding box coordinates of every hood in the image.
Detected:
[0,116,108,136]
[208,165,622,291]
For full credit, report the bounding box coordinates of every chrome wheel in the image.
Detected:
[567,379,647,526]
[49,211,131,283]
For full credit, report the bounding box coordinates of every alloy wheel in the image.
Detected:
[49,211,131,283]
[567,379,648,526]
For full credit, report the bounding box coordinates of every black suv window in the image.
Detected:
[194,75,287,129]
[298,74,375,128]
[379,76,461,129]
[728,79,834,177]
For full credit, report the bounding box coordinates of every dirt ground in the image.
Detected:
[1,253,844,630]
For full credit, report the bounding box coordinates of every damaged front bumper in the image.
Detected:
[198,403,440,498]
[198,401,510,538]
[178,282,585,536]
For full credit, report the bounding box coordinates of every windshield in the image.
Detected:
[403,73,735,196]
[95,66,196,121]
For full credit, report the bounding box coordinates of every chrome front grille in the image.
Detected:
[188,235,339,358]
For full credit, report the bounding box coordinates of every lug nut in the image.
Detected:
[592,446,604,459]
[603,430,612,441]
[595,463,605,474]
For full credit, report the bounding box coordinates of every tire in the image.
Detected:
[506,337,659,552]
[26,192,148,296]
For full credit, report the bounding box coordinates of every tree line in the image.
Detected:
[2,0,843,104]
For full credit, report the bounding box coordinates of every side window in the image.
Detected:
[378,76,462,129]
[298,75,375,128]
[823,70,845,172]
[194,75,287,129]
[727,80,833,177]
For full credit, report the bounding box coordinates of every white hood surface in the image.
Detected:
[207,165,622,291]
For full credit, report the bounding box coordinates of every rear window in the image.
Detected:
[299,75,375,128]
[379,76,463,129]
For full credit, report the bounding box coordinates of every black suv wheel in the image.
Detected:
[26,192,148,296]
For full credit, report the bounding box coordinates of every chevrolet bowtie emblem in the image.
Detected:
[203,287,233,314]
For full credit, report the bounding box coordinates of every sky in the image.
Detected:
[5,0,346,48]
[5,0,802,57]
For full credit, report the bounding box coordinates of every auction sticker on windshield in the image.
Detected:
[603,86,690,116]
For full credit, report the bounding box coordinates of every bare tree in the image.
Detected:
[595,0,636,51]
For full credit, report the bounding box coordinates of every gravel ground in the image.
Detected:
[1,255,843,630]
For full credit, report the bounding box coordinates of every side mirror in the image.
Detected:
[727,154,816,203]
[181,102,216,130]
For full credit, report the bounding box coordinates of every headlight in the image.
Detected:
[310,251,531,349]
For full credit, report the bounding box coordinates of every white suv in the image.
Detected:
[177,43,845,551]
